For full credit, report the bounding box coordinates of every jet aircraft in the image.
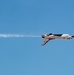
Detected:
[41,33,74,46]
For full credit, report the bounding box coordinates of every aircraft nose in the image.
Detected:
[42,35,45,38]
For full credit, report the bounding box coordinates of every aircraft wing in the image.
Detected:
[41,38,53,46]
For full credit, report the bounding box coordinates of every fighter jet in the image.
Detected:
[41,33,74,46]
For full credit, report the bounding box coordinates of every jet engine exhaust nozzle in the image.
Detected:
[42,35,45,38]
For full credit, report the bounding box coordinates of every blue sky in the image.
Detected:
[0,0,74,75]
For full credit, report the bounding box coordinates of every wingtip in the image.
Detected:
[41,44,45,46]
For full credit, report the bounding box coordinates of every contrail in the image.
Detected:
[0,34,41,38]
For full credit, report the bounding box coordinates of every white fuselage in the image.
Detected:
[45,34,72,39]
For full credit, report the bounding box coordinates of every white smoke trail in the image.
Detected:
[0,34,41,38]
